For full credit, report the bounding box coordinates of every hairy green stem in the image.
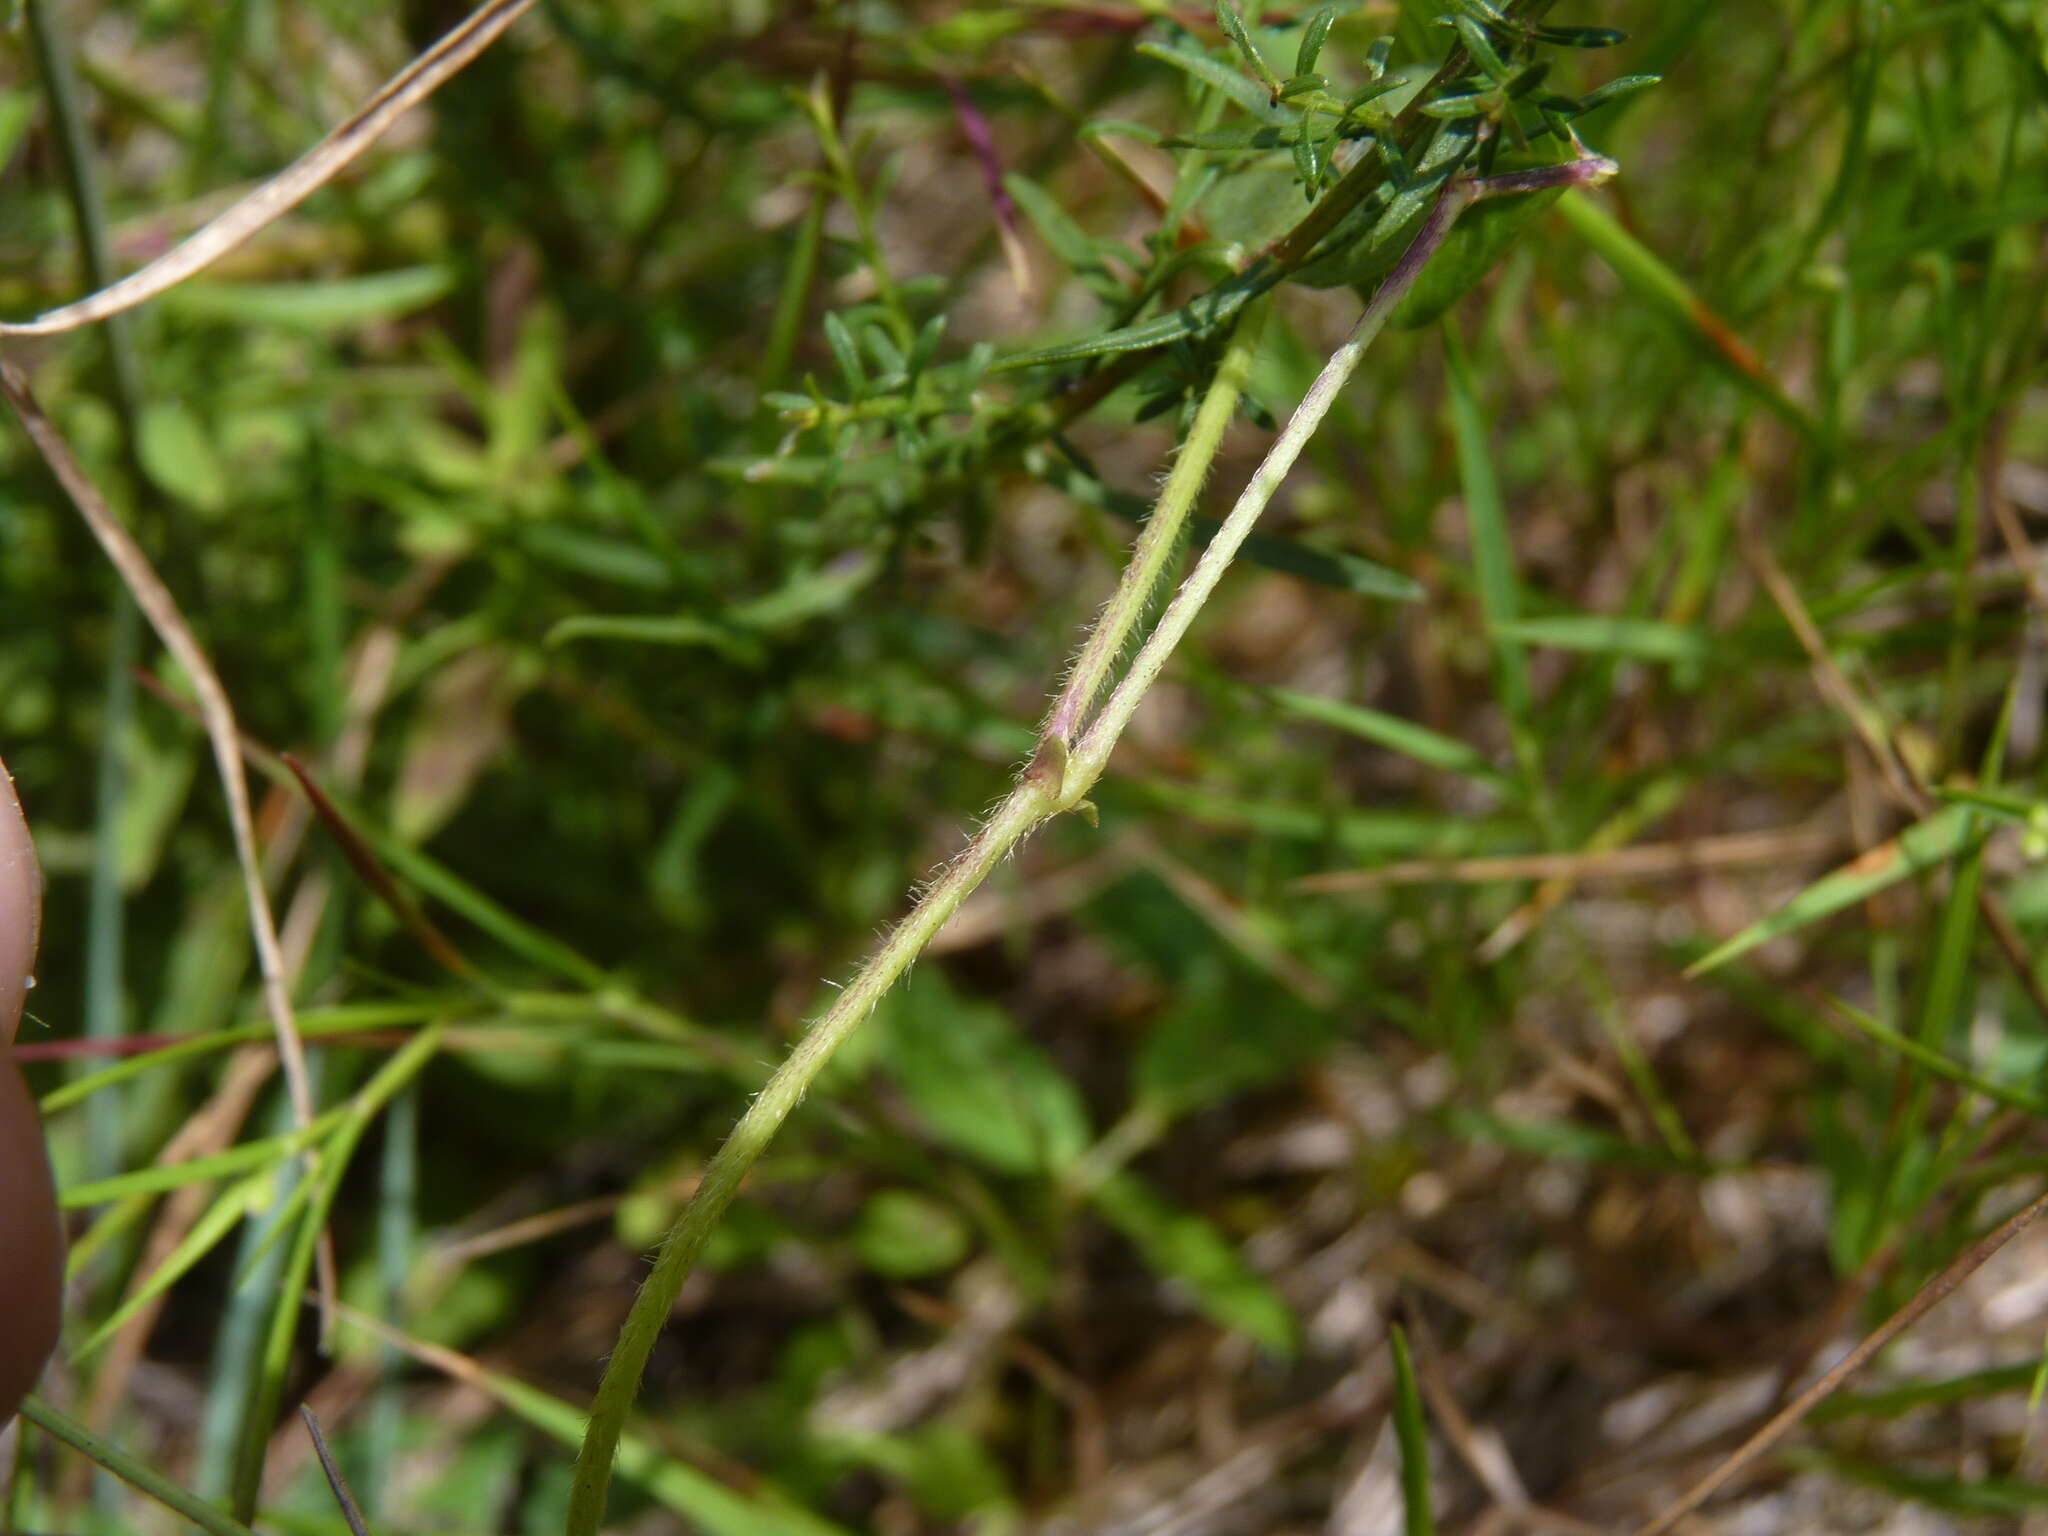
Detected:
[566,143,1619,1536]
[568,782,1057,1528]
[1046,303,1269,742]
[1267,0,1563,273]
[567,331,1272,1536]
[1065,181,1476,797]
[1066,150,1615,799]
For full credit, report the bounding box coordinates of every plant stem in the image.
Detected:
[1063,183,1468,797]
[1063,151,1618,801]
[1045,302,1269,743]
[23,0,150,1218]
[566,142,1619,1536]
[568,781,1057,1529]
[804,77,915,353]
[19,1397,259,1536]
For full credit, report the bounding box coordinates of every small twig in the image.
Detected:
[1738,508,1922,811]
[1632,1184,2048,1536]
[1293,821,1846,893]
[430,1174,703,1267]
[280,755,480,983]
[0,0,536,336]
[301,1406,375,1536]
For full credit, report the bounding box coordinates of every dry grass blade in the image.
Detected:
[280,753,479,982]
[1740,502,2048,1027]
[1632,1184,2048,1536]
[1738,504,1922,812]
[0,0,536,337]
[0,358,330,1328]
[1292,823,1846,893]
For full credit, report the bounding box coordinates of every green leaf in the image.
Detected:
[1215,0,1282,92]
[1532,24,1628,47]
[876,971,1091,1176]
[1489,613,1713,664]
[995,267,1276,370]
[1295,6,1337,75]
[0,89,34,172]
[61,1115,338,1207]
[1030,445,1420,599]
[1139,40,1283,119]
[1165,123,1305,152]
[1686,803,1983,977]
[1444,1107,1702,1171]
[854,1190,972,1278]
[906,313,945,378]
[1447,13,1512,85]
[546,613,763,665]
[1815,1360,2048,1424]
[823,310,865,393]
[336,1312,849,1536]
[1135,955,1333,1115]
[1264,686,1511,790]
[137,400,229,512]
[1080,118,1163,146]
[728,551,882,631]
[73,1169,277,1356]
[160,266,455,330]
[1570,73,1661,112]
[1443,327,1534,770]
[1783,1448,2048,1519]
[1209,520,1423,599]
[1003,172,1105,273]
[1822,996,2048,1118]
[1553,190,1814,434]
[519,525,676,590]
[820,1424,1014,1524]
[1090,1172,1296,1355]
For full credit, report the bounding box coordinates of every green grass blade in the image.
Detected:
[61,1112,340,1207]
[1490,614,1714,664]
[230,1023,446,1520]
[1443,323,1537,788]
[1823,996,2048,1119]
[1553,189,1816,435]
[334,1307,850,1536]
[1091,1171,1298,1357]
[1264,685,1512,791]
[72,1169,278,1358]
[1686,803,1982,978]
[19,1398,259,1536]
[1388,1323,1436,1536]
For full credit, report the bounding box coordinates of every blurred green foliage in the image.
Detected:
[1,0,2047,1530]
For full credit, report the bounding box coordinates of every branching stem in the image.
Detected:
[1046,303,1267,743]
[567,143,1618,1536]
